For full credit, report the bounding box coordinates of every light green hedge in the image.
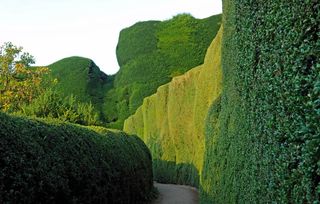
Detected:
[104,14,222,129]
[124,28,223,188]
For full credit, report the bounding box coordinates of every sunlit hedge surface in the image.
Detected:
[104,14,222,128]
[124,27,222,188]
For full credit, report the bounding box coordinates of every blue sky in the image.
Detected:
[1,0,222,74]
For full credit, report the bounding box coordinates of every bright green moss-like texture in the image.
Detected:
[124,27,222,187]
[104,14,222,128]
[201,0,319,203]
[0,112,153,203]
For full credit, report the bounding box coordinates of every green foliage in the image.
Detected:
[0,112,153,203]
[0,42,49,112]
[124,28,223,188]
[201,0,320,203]
[153,160,200,187]
[38,15,220,129]
[19,89,100,126]
[46,56,111,121]
[105,14,222,128]
[116,21,159,66]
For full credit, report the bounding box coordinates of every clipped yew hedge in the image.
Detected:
[201,0,319,203]
[0,113,153,203]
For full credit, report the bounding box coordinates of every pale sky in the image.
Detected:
[0,0,222,74]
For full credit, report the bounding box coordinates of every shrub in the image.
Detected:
[0,112,153,203]
[19,89,100,126]
[45,57,110,124]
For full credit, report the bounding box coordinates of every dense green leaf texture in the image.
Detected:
[47,56,112,120]
[201,0,319,203]
[0,112,153,203]
[105,14,222,128]
[44,14,221,129]
[20,89,100,126]
[124,28,222,188]
[124,1,319,203]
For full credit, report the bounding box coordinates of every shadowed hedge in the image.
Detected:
[201,0,319,203]
[0,112,153,203]
[152,160,200,187]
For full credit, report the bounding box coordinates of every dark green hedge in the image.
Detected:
[45,56,111,122]
[201,0,319,203]
[0,113,153,203]
[47,57,108,107]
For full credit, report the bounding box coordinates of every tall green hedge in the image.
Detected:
[46,56,111,120]
[104,14,222,129]
[0,113,153,203]
[201,0,319,203]
[34,15,221,129]
[123,27,223,189]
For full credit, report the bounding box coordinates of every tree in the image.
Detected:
[0,42,49,112]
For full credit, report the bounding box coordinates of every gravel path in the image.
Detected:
[152,182,199,204]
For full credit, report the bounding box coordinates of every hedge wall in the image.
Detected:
[201,0,319,203]
[123,28,222,188]
[0,113,153,203]
[104,14,221,129]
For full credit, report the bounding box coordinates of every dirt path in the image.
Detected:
[152,182,199,204]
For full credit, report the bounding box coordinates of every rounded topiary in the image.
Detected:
[0,113,153,203]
